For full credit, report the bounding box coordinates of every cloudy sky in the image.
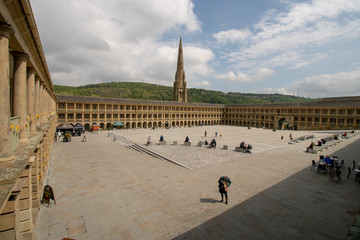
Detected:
[31,0,360,98]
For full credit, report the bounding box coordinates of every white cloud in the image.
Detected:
[287,69,360,98]
[215,68,275,83]
[215,0,360,69]
[191,80,210,87]
[31,0,210,87]
[213,29,253,44]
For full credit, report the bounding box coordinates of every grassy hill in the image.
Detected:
[54,82,315,104]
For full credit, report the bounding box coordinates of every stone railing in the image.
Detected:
[10,116,20,153]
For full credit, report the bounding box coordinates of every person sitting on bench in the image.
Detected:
[204,140,208,145]
[240,142,246,150]
[210,139,216,148]
[159,135,164,141]
[185,136,190,143]
[306,142,314,152]
[146,136,152,146]
[317,141,322,146]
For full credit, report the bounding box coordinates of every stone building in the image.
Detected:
[0,1,57,239]
[1,0,360,239]
[173,38,187,103]
[57,95,360,131]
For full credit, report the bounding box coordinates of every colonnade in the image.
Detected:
[0,22,56,167]
[0,19,57,239]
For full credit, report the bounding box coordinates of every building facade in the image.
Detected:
[0,1,57,239]
[57,95,360,131]
[57,95,223,131]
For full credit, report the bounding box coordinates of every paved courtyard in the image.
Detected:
[36,126,360,240]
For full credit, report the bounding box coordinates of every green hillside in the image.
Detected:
[54,82,315,104]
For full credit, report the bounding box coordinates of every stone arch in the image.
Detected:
[278,118,288,130]
[132,122,136,128]
[84,123,90,131]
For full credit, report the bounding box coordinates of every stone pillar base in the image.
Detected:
[19,138,30,145]
[0,155,15,167]
[30,131,37,137]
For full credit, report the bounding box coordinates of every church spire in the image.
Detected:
[173,38,187,102]
[177,37,183,70]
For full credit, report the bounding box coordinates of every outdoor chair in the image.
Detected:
[338,159,345,169]
[352,160,356,170]
[329,166,342,183]
[311,160,318,170]
[318,163,327,174]
[347,167,358,180]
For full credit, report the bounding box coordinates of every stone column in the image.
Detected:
[35,77,41,130]
[12,51,30,144]
[0,23,15,165]
[27,68,36,135]
[40,83,45,125]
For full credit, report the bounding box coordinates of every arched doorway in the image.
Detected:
[278,118,288,130]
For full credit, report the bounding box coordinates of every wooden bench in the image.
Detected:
[172,141,177,145]
[184,142,191,146]
[198,142,203,147]
[223,145,228,150]
[159,141,167,145]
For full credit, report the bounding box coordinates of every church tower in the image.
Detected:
[173,38,187,102]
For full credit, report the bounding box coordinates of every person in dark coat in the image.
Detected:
[218,176,231,204]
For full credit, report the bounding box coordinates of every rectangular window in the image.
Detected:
[67,103,74,109]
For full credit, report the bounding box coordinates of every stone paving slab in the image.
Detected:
[36,127,360,240]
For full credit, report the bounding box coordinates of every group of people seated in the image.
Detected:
[240,142,252,152]
[316,138,327,146]
[323,155,332,164]
[209,139,216,148]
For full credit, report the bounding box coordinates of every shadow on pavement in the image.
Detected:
[174,139,360,240]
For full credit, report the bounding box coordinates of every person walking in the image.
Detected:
[218,176,231,204]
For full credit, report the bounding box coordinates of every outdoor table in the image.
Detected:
[318,162,327,174]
